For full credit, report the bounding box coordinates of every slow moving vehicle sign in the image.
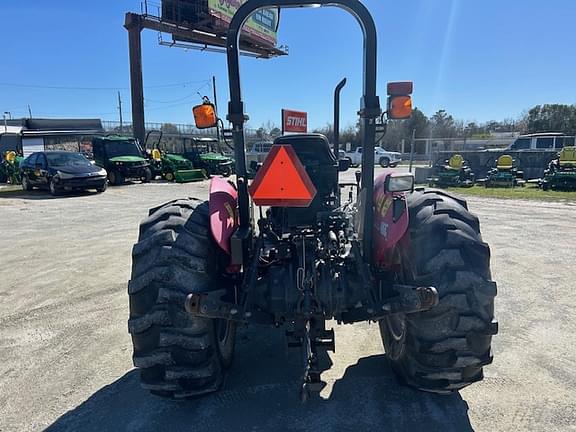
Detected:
[249,144,316,206]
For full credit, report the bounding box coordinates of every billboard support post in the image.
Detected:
[124,13,145,144]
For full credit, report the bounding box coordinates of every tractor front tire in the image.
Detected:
[142,167,152,183]
[128,198,236,398]
[380,189,497,394]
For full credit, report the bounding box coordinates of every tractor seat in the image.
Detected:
[497,154,514,170]
[5,151,16,163]
[151,149,162,161]
[559,146,576,167]
[273,134,337,166]
[448,154,464,170]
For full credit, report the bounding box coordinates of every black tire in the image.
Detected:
[128,198,236,398]
[96,182,107,193]
[380,189,497,394]
[380,157,390,168]
[142,167,152,183]
[21,175,33,191]
[164,171,175,182]
[220,165,232,177]
[109,171,124,186]
[49,178,61,196]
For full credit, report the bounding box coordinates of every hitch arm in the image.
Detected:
[185,291,274,325]
[340,285,438,324]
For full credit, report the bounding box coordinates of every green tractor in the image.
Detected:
[540,146,576,191]
[92,135,152,186]
[483,154,525,188]
[182,137,235,177]
[145,131,207,183]
[428,154,475,188]
[0,150,23,185]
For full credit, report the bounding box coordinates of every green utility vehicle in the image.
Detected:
[428,154,475,188]
[483,154,524,188]
[92,135,152,185]
[145,131,207,183]
[540,146,576,191]
[183,137,235,177]
[0,151,23,184]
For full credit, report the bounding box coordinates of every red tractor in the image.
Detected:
[128,0,497,401]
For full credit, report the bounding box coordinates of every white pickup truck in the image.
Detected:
[344,146,402,167]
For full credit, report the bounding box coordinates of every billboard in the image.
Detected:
[208,0,279,46]
[282,109,308,134]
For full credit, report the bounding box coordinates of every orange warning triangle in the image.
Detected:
[249,145,317,207]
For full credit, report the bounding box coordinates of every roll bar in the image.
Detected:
[226,0,381,263]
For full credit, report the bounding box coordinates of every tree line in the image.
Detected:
[254,103,576,152]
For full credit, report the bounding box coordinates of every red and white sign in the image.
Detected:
[282,109,308,134]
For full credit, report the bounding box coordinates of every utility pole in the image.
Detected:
[3,112,11,132]
[118,91,124,132]
[212,75,220,141]
[409,128,416,173]
[28,105,32,119]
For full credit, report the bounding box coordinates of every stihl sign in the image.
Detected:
[282,109,308,133]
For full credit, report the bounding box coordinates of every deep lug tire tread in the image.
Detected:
[128,198,235,398]
[380,189,497,394]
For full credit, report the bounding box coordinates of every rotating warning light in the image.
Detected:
[249,145,317,207]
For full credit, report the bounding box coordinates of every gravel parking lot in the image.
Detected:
[1,171,575,432]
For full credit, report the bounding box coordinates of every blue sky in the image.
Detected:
[1,0,575,130]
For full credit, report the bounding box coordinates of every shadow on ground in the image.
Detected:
[47,327,473,432]
[0,189,101,200]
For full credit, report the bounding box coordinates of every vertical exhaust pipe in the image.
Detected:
[333,78,347,155]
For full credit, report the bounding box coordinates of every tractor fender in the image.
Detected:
[209,176,238,255]
[372,170,410,270]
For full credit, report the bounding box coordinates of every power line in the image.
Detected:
[145,92,197,104]
[0,79,211,91]
[145,81,211,104]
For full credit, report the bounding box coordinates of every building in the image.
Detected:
[0,118,104,156]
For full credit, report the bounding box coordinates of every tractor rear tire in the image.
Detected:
[220,165,232,177]
[21,175,33,191]
[380,189,497,394]
[128,198,236,398]
[164,171,175,182]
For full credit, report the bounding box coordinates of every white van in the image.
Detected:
[508,133,575,151]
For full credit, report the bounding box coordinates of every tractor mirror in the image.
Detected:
[387,81,413,120]
[385,173,414,193]
[193,103,218,129]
